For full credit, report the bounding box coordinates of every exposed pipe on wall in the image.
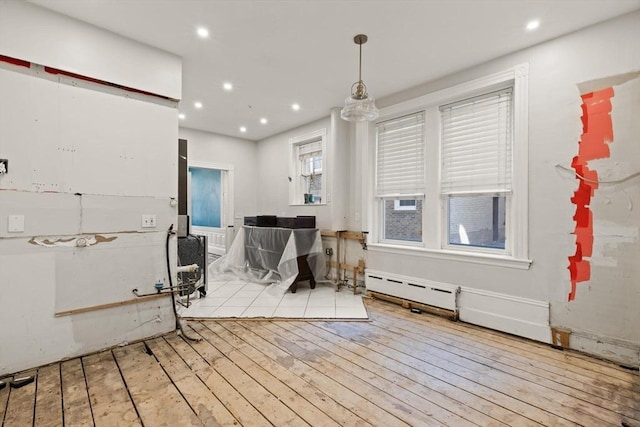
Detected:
[166,224,201,342]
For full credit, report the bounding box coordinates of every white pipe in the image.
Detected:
[176,264,199,273]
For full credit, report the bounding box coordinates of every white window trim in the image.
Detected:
[289,128,327,206]
[368,64,530,269]
[368,242,532,270]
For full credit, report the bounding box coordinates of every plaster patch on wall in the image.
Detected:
[28,234,117,248]
[593,220,638,240]
[590,221,638,267]
[568,87,614,301]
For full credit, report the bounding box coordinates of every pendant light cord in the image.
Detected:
[358,42,362,83]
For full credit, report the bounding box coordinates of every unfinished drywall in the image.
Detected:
[362,12,640,366]
[0,2,181,375]
[561,75,639,362]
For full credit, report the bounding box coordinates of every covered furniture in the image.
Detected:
[210,224,324,295]
[244,226,319,293]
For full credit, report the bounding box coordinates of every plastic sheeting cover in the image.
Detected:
[208,226,325,295]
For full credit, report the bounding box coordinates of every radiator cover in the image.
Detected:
[365,269,459,312]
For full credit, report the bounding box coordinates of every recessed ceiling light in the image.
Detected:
[260,118,268,125]
[526,20,540,31]
[239,126,247,133]
[223,82,233,91]
[178,113,185,120]
[197,27,209,38]
[194,101,203,109]
[292,103,301,111]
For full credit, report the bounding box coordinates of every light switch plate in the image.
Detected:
[8,215,24,232]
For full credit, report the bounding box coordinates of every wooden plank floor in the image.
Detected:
[1,298,639,427]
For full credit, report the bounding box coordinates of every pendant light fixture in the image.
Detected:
[340,34,379,122]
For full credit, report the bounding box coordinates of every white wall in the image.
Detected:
[0,2,181,375]
[361,12,640,366]
[178,127,259,230]
[0,0,181,99]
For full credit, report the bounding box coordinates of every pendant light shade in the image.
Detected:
[341,34,379,122]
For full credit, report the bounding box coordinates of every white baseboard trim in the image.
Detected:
[365,269,551,344]
[567,329,639,369]
[459,287,551,343]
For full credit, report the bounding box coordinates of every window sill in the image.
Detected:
[289,203,327,207]
[368,243,532,270]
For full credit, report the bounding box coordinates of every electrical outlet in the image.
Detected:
[325,247,333,256]
[0,159,7,175]
[8,215,24,232]
[141,214,156,228]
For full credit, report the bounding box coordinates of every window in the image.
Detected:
[383,199,422,242]
[289,129,327,205]
[370,64,529,265]
[300,141,322,204]
[394,199,417,211]
[441,89,512,251]
[376,112,424,243]
[447,195,506,248]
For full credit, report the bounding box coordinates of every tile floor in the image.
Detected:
[178,279,368,319]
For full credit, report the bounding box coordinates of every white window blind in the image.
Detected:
[440,88,512,195]
[298,140,322,159]
[376,112,425,197]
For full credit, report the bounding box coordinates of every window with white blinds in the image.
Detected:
[440,88,512,195]
[376,112,425,197]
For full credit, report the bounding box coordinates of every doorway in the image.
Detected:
[188,161,234,255]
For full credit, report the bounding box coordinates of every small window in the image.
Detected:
[289,129,327,205]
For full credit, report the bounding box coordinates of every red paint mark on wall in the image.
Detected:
[44,66,172,100]
[0,55,30,68]
[1,54,173,101]
[568,87,614,301]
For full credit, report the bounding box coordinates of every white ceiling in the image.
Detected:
[29,0,640,141]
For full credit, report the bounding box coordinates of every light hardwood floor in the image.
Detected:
[1,298,639,426]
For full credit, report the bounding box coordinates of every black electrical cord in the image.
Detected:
[166,224,201,342]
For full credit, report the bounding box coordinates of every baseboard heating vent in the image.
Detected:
[365,269,459,320]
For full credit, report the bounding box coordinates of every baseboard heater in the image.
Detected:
[365,269,460,320]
